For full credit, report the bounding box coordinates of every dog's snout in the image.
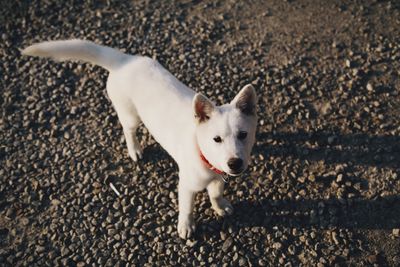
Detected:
[227,158,243,172]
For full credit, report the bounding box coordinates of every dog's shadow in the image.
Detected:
[195,131,400,236]
[196,195,400,236]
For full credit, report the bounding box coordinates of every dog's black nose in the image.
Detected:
[227,158,243,172]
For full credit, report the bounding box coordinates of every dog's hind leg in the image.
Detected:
[122,117,143,162]
[108,91,143,162]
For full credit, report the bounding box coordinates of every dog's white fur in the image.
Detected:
[22,39,258,239]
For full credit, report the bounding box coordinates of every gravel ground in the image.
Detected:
[1,0,400,266]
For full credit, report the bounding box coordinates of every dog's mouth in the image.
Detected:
[226,169,245,176]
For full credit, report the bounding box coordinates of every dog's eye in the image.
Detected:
[213,136,222,143]
[238,131,247,140]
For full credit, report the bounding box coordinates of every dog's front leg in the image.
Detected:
[177,178,196,239]
[207,178,233,216]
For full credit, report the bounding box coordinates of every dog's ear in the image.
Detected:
[232,84,258,116]
[193,93,215,123]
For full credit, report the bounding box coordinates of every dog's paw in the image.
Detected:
[212,198,234,217]
[128,145,143,162]
[177,215,196,239]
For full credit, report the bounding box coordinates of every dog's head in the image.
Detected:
[193,84,258,176]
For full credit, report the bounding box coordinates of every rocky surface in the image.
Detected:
[1,0,400,266]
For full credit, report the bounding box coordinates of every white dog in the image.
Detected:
[22,40,258,239]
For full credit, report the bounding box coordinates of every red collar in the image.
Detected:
[199,150,225,175]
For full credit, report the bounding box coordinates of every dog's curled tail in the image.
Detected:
[21,39,129,71]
